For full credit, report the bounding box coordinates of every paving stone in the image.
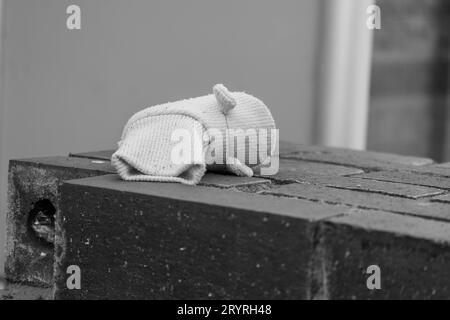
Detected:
[54,174,353,300]
[263,183,450,222]
[69,150,115,161]
[5,157,115,287]
[256,159,363,182]
[307,176,444,199]
[198,173,270,188]
[13,156,116,173]
[317,210,450,299]
[431,194,450,204]
[280,144,433,170]
[360,170,450,190]
[406,164,450,178]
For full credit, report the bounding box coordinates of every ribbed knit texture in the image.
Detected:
[112,84,276,185]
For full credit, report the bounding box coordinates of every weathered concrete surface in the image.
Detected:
[304,176,444,199]
[54,174,355,300]
[198,173,270,189]
[431,194,450,204]
[402,164,450,178]
[12,156,116,173]
[279,142,434,170]
[263,183,450,222]
[7,142,450,299]
[256,159,363,183]
[0,281,53,300]
[318,211,450,299]
[69,150,115,161]
[360,170,450,190]
[5,157,114,287]
[55,172,450,299]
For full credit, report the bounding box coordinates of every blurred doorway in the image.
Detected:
[368,0,450,162]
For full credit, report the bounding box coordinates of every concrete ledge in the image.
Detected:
[263,183,450,222]
[6,142,450,299]
[5,157,114,287]
[55,174,354,300]
[319,211,450,299]
[279,141,434,170]
[0,282,53,300]
[54,174,450,299]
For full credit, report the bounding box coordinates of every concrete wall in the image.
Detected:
[0,0,320,273]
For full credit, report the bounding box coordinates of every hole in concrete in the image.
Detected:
[27,199,56,247]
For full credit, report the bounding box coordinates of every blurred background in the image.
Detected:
[0,0,449,274]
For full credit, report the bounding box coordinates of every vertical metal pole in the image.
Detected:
[314,0,374,150]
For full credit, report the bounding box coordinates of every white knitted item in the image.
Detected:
[112,84,276,185]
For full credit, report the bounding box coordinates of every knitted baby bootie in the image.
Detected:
[112,84,276,185]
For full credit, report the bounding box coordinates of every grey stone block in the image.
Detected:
[256,159,363,183]
[69,150,115,161]
[198,173,270,189]
[279,144,433,170]
[360,170,450,190]
[5,156,114,287]
[306,176,444,199]
[318,210,450,299]
[431,194,450,204]
[263,183,450,222]
[54,174,352,300]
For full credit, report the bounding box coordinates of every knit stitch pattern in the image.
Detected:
[112,84,276,185]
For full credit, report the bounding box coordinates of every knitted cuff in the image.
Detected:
[112,114,208,185]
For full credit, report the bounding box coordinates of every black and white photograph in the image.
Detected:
[0,0,449,304]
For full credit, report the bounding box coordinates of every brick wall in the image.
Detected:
[4,142,450,299]
[369,0,450,161]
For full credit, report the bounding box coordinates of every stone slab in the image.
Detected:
[5,157,114,287]
[431,194,450,204]
[0,281,53,300]
[279,144,434,170]
[256,159,363,183]
[406,165,450,178]
[318,211,450,299]
[198,173,270,189]
[68,150,115,161]
[360,170,450,190]
[54,174,353,300]
[307,176,444,199]
[263,183,450,222]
